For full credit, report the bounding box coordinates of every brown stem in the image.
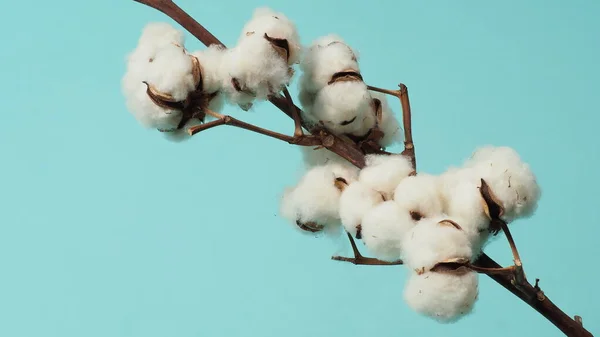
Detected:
[367,84,416,169]
[188,113,320,146]
[331,233,403,266]
[282,87,304,137]
[474,254,592,337]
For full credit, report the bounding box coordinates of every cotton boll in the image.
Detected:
[339,181,385,237]
[279,164,359,234]
[122,42,197,131]
[191,45,226,94]
[393,174,443,221]
[404,271,479,323]
[310,81,376,137]
[359,154,414,198]
[438,167,491,250]
[238,7,301,65]
[465,146,541,222]
[402,216,473,272]
[368,91,403,147]
[299,36,360,93]
[360,201,414,262]
[220,34,291,105]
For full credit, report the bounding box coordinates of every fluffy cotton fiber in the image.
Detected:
[404,271,479,323]
[359,154,414,199]
[280,164,359,234]
[464,146,541,223]
[393,174,444,221]
[122,23,197,132]
[402,216,473,272]
[338,181,385,237]
[360,201,415,262]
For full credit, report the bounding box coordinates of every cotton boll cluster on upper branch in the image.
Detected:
[297,36,403,167]
[122,7,302,140]
[283,145,540,322]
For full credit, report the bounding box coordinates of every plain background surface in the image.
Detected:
[1,0,598,336]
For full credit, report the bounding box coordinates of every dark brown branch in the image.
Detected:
[331,233,403,266]
[367,84,415,169]
[282,87,304,137]
[188,112,320,146]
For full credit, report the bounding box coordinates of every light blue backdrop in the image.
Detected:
[1,0,598,336]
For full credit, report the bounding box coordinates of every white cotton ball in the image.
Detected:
[238,7,301,65]
[299,36,360,93]
[220,33,291,105]
[122,41,197,131]
[299,146,350,168]
[339,181,385,237]
[368,91,403,147]
[280,164,359,234]
[404,271,479,323]
[360,201,414,262]
[136,22,184,52]
[191,45,226,94]
[310,81,376,137]
[465,146,541,222]
[393,174,444,220]
[438,167,492,251]
[402,216,473,272]
[359,154,414,198]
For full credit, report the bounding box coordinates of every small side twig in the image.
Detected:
[188,110,320,146]
[367,84,415,169]
[331,233,403,266]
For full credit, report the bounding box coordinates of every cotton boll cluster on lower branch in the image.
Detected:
[282,145,540,322]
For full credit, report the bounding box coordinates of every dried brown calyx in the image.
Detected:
[295,220,325,233]
[328,69,364,85]
[263,33,291,63]
[334,177,349,192]
[479,178,506,235]
[144,54,219,130]
[430,257,472,276]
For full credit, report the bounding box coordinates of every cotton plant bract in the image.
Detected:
[122,3,591,336]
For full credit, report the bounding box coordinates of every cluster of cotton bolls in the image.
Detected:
[121,7,301,141]
[297,35,402,166]
[279,145,541,323]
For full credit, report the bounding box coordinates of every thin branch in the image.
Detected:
[331,233,403,266]
[367,84,416,169]
[188,111,320,146]
[282,87,304,137]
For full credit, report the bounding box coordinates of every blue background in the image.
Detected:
[1,0,598,336]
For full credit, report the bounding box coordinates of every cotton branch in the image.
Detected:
[130,1,593,336]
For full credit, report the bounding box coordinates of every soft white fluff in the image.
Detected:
[359,154,414,199]
[220,33,291,105]
[464,146,541,222]
[308,81,376,136]
[280,164,359,233]
[393,174,444,220]
[360,201,414,262]
[368,91,403,147]
[338,181,385,237]
[299,146,349,168]
[191,45,226,94]
[299,35,360,93]
[404,271,479,323]
[402,216,473,271]
[438,167,492,251]
[122,24,197,132]
[238,7,301,65]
